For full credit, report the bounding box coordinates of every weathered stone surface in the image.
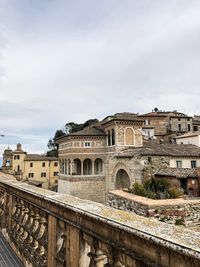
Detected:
[108,190,200,226]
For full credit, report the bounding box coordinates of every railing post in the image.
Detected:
[47,215,57,267]
[66,225,80,267]
[8,194,13,231]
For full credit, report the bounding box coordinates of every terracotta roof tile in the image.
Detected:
[155,168,199,179]
[115,143,200,158]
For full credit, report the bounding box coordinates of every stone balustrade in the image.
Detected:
[0,177,200,267]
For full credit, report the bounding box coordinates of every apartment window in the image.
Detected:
[144,119,150,125]
[191,160,197,168]
[42,162,45,167]
[28,173,34,178]
[41,172,46,177]
[188,124,191,131]
[193,126,198,131]
[30,162,33,167]
[178,124,181,131]
[84,142,91,147]
[14,155,20,160]
[54,162,58,167]
[54,172,58,176]
[176,160,182,168]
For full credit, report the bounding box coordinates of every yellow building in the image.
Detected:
[4,144,59,189]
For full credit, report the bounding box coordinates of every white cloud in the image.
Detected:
[0,0,200,154]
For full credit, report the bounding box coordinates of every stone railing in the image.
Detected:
[0,178,200,267]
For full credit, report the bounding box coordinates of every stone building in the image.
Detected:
[57,112,200,203]
[2,144,59,189]
[57,113,144,203]
[139,110,192,141]
[192,115,200,131]
[115,142,200,197]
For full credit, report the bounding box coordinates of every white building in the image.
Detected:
[176,132,200,147]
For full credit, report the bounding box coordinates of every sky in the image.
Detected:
[0,0,200,157]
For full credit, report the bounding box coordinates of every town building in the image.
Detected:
[57,112,200,202]
[138,109,192,141]
[57,113,144,203]
[175,131,200,146]
[116,141,200,197]
[2,144,59,189]
[192,115,200,131]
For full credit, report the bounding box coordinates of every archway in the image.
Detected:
[115,169,130,189]
[74,159,81,175]
[94,158,103,175]
[83,159,92,175]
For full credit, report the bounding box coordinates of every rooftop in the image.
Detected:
[139,110,191,118]
[155,168,199,179]
[175,131,200,139]
[68,125,106,136]
[24,154,58,161]
[115,142,200,158]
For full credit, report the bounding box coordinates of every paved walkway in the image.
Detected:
[0,234,24,267]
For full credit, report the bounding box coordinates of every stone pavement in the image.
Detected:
[0,234,24,267]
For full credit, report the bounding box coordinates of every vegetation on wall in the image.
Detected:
[130,178,183,199]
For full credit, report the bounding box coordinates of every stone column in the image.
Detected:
[92,160,95,175]
[81,160,84,176]
[47,215,57,267]
[63,159,65,175]
[66,226,80,267]
[66,159,68,175]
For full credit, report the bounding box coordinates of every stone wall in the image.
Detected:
[108,190,200,226]
[58,175,106,203]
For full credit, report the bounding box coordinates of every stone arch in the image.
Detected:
[115,169,130,189]
[83,159,92,175]
[94,158,103,175]
[74,159,81,175]
[125,127,134,145]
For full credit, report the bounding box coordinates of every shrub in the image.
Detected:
[168,187,183,199]
[131,182,157,199]
[131,179,182,200]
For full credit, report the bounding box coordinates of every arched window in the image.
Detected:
[94,158,103,175]
[107,130,111,146]
[111,129,115,145]
[74,159,81,175]
[83,159,92,175]
[125,128,134,145]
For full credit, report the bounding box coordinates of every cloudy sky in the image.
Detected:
[0,0,200,156]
